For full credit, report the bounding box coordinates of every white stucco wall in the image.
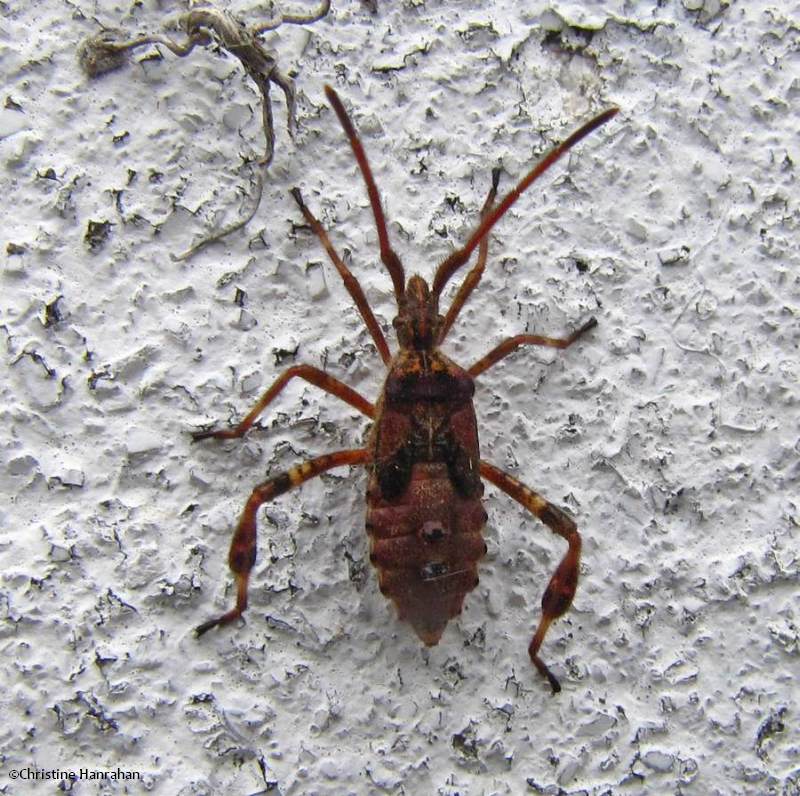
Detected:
[1,0,798,793]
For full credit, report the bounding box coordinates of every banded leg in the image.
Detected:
[479,460,582,694]
[438,168,501,344]
[196,448,370,636]
[291,188,391,364]
[468,318,597,378]
[192,364,374,442]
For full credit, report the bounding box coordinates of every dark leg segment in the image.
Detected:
[196,448,370,636]
[291,188,392,364]
[479,460,582,694]
[438,168,501,344]
[192,363,374,442]
[468,318,597,378]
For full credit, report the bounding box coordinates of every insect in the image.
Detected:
[194,86,618,693]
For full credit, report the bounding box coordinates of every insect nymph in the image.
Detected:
[194,86,618,693]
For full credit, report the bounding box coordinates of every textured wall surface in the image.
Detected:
[1,0,798,793]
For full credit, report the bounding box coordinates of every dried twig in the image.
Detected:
[79,1,331,257]
[171,166,265,262]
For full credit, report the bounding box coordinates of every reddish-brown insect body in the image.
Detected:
[193,85,618,693]
[366,333,487,646]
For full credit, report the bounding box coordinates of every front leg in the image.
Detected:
[196,448,370,636]
[479,460,582,694]
[468,318,597,378]
[192,363,374,442]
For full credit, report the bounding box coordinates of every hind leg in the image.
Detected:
[479,460,581,694]
[196,448,370,636]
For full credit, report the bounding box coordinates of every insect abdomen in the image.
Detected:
[366,462,487,645]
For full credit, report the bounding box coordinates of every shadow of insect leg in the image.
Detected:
[192,364,375,442]
[479,460,582,694]
[195,447,371,636]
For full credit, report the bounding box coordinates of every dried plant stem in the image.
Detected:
[171,166,266,263]
[80,2,332,258]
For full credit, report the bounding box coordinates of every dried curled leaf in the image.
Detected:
[78,31,130,78]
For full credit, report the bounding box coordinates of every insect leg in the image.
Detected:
[195,447,370,636]
[468,318,597,378]
[291,188,392,365]
[438,168,501,344]
[479,460,581,694]
[192,364,374,441]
